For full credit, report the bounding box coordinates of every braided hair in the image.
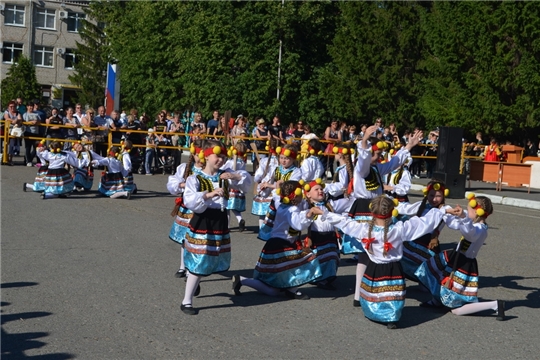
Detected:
[368,196,395,256]
[417,179,447,217]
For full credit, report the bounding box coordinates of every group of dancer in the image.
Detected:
[166,124,505,329]
[22,139,136,199]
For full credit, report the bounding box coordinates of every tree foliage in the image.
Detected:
[68,6,110,109]
[0,55,41,109]
[76,0,540,140]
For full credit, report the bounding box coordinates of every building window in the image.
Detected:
[36,8,56,29]
[67,12,85,32]
[4,4,26,26]
[65,48,76,69]
[34,46,54,67]
[2,43,23,64]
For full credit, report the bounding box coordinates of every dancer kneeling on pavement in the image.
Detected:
[415,194,506,321]
[221,141,249,232]
[23,140,49,193]
[35,141,86,199]
[167,140,204,278]
[181,140,252,315]
[325,195,456,329]
[71,141,95,192]
[91,146,132,199]
[119,140,138,194]
[232,180,325,300]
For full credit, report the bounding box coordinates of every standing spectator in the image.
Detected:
[213,116,228,142]
[301,124,318,144]
[348,125,358,142]
[206,110,219,136]
[93,106,113,157]
[32,101,47,138]
[23,102,41,166]
[424,131,439,178]
[409,127,424,178]
[45,108,64,147]
[230,116,247,145]
[268,115,284,144]
[524,138,538,158]
[16,97,26,115]
[191,112,206,134]
[483,137,502,162]
[3,101,23,165]
[80,108,96,150]
[109,110,123,145]
[123,114,142,145]
[62,107,81,150]
[292,121,305,141]
[473,132,484,157]
[374,117,384,133]
[359,124,368,139]
[323,119,343,178]
[145,128,157,175]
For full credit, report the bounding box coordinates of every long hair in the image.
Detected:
[368,196,395,256]
[417,179,446,217]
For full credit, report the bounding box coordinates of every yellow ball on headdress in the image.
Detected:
[389,149,395,155]
[282,197,290,204]
[304,184,311,191]
[393,198,399,206]
[190,146,195,154]
[265,146,269,151]
[350,149,355,155]
[266,140,270,145]
[469,199,477,208]
[377,141,386,149]
[213,146,221,155]
[298,180,305,186]
[275,188,281,195]
[444,189,450,197]
[276,146,282,154]
[315,178,322,184]
[227,150,232,157]
[466,193,475,200]
[433,183,441,191]
[476,208,485,217]
[283,149,291,157]
[309,149,315,155]
[294,188,302,196]
[233,149,238,155]
[422,187,428,196]
[318,150,323,155]
[342,148,348,155]
[392,209,399,218]
[333,146,339,154]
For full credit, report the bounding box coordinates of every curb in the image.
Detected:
[409,184,540,211]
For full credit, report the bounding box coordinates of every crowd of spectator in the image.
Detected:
[3,99,540,176]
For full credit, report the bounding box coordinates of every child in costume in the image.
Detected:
[326,195,455,329]
[300,138,325,182]
[415,195,505,321]
[324,142,355,201]
[252,138,280,227]
[303,178,353,290]
[344,125,424,307]
[119,140,138,194]
[35,141,86,199]
[384,151,412,205]
[180,140,252,315]
[23,140,48,193]
[91,146,132,199]
[222,141,249,231]
[71,141,95,192]
[257,143,303,241]
[167,140,205,278]
[397,180,452,282]
[232,180,325,300]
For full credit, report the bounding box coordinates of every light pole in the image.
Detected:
[276,0,284,102]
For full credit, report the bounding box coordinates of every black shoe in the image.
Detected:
[133,188,138,195]
[316,281,336,291]
[126,192,131,200]
[40,193,45,199]
[194,283,201,297]
[175,269,186,278]
[23,182,27,192]
[353,299,361,308]
[232,274,242,296]
[387,322,398,330]
[180,304,197,315]
[496,300,506,321]
[239,219,246,232]
[420,299,442,308]
[285,290,310,300]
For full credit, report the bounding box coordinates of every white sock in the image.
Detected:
[232,210,243,224]
[179,245,185,270]
[354,256,368,301]
[258,217,265,228]
[241,277,281,296]
[26,183,35,190]
[110,191,128,199]
[451,301,498,316]
[182,271,201,306]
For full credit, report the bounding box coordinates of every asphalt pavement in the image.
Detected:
[2,156,540,359]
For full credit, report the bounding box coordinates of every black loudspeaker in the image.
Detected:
[435,127,463,175]
[432,172,466,199]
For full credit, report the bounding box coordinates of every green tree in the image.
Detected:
[68,6,110,109]
[0,55,41,109]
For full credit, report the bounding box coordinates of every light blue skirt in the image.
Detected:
[169,203,193,245]
[98,172,124,196]
[32,165,48,192]
[73,167,94,190]
[227,189,246,212]
[251,196,271,216]
[44,168,74,195]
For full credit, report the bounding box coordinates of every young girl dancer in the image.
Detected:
[232,180,325,300]
[181,140,252,315]
[303,179,353,290]
[415,194,505,320]
[35,141,85,199]
[384,154,412,205]
[91,146,132,199]
[397,180,452,282]
[222,142,249,231]
[326,195,455,329]
[257,143,303,241]
[72,141,95,192]
[119,140,137,194]
[167,140,204,278]
[23,141,49,193]
[324,142,354,201]
[344,125,424,307]
[252,138,280,227]
[300,138,325,182]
